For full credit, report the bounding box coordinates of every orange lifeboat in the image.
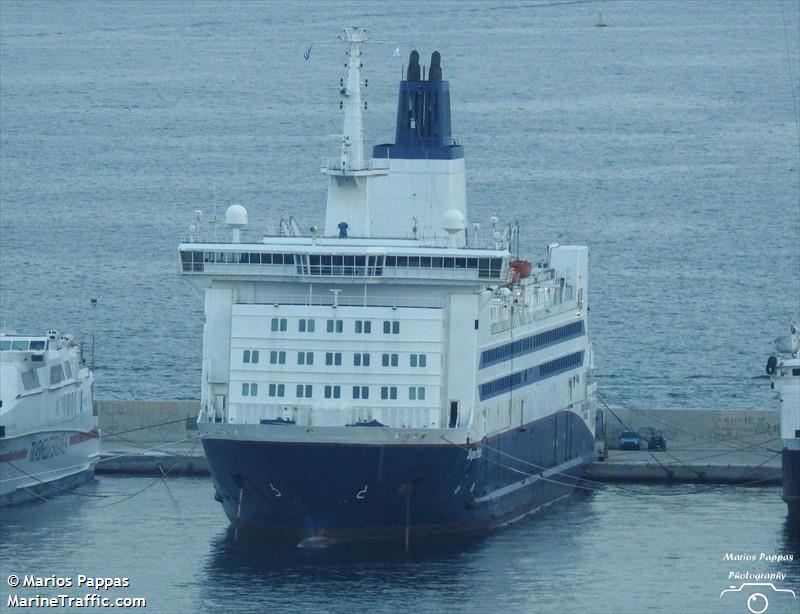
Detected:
[508,260,532,283]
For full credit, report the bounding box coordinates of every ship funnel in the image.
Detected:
[373,49,463,161]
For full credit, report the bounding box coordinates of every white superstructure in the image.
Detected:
[180,28,598,541]
[0,330,99,504]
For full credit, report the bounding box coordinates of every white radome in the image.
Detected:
[442,208,465,233]
[225,204,248,228]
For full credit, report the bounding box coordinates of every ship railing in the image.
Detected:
[236,295,444,309]
[320,157,390,174]
[225,402,442,429]
[490,289,576,334]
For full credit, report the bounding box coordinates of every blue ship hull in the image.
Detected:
[202,410,596,543]
[783,448,800,520]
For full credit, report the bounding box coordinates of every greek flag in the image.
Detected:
[303,46,312,60]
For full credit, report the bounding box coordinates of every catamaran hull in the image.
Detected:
[202,410,595,543]
[0,428,100,506]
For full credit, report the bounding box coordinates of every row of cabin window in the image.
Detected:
[197,251,503,276]
[243,350,427,368]
[479,351,585,399]
[384,256,503,277]
[480,321,585,368]
[241,383,426,400]
[204,252,294,265]
[271,318,400,334]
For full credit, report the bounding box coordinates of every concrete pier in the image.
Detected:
[95,399,205,476]
[93,400,782,484]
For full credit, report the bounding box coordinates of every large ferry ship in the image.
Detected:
[180,28,598,544]
[0,330,99,505]
[766,323,800,520]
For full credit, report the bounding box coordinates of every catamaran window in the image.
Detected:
[327,319,343,333]
[354,320,372,334]
[324,385,341,399]
[29,340,44,350]
[50,364,65,384]
[21,370,41,390]
[12,340,29,350]
[325,352,342,366]
[410,354,427,367]
[271,318,287,332]
[297,352,314,365]
[409,387,425,400]
[296,384,312,398]
[270,351,286,365]
[299,319,316,332]
[354,353,371,366]
[380,386,398,400]
[352,386,369,399]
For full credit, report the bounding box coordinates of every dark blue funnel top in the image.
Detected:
[372,51,464,161]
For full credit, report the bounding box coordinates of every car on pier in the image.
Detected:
[647,433,667,451]
[618,431,642,450]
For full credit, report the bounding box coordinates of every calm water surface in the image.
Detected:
[1,477,799,613]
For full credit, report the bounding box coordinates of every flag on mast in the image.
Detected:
[303,45,312,60]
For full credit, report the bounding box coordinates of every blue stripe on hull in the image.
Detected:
[783,448,800,520]
[202,410,595,542]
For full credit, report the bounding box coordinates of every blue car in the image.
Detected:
[618,431,641,450]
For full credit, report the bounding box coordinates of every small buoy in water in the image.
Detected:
[297,536,335,549]
[595,9,607,27]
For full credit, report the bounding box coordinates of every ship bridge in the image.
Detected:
[179,238,506,283]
